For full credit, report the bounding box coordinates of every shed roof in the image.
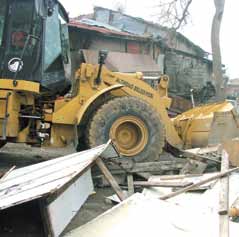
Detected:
[93,6,207,57]
[69,19,149,41]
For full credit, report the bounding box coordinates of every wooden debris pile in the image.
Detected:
[66,139,239,237]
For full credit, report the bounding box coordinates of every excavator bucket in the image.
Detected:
[173,101,239,149]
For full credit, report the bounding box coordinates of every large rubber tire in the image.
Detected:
[86,97,165,162]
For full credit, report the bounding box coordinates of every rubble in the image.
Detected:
[65,141,239,237]
[1,139,239,236]
[65,188,239,237]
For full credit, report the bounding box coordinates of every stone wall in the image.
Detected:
[164,51,212,98]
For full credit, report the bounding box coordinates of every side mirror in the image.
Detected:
[47,0,57,16]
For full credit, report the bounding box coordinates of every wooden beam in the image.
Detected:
[131,160,187,173]
[180,159,207,175]
[159,174,203,181]
[134,181,193,188]
[127,174,134,196]
[0,166,16,182]
[96,157,126,202]
[106,160,187,173]
[219,149,229,237]
[135,172,151,180]
[160,167,239,200]
[181,150,221,164]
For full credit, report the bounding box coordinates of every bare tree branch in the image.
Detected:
[156,0,226,101]
[174,0,192,30]
[156,0,193,30]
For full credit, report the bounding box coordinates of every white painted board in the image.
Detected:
[0,144,109,210]
[47,170,94,237]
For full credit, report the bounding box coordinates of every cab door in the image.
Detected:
[1,0,42,82]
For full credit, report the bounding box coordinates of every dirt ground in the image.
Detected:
[0,143,115,236]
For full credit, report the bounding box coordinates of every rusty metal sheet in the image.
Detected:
[68,20,141,38]
[127,42,140,54]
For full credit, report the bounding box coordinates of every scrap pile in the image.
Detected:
[66,139,239,237]
[1,139,239,236]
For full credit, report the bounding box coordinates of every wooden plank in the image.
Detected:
[127,174,134,196]
[0,166,16,182]
[136,172,151,180]
[223,139,239,167]
[181,150,221,164]
[0,144,108,211]
[107,160,187,173]
[134,181,193,188]
[185,146,220,155]
[131,160,187,173]
[46,170,94,237]
[160,167,239,200]
[180,159,207,175]
[219,149,229,237]
[96,157,126,201]
[158,174,203,181]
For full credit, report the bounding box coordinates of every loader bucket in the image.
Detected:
[173,101,239,148]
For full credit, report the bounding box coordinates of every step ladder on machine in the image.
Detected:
[0,92,11,140]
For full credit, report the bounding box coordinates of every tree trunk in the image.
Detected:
[211,0,225,101]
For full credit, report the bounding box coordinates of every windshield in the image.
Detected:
[0,0,7,46]
[0,0,43,81]
[9,0,36,56]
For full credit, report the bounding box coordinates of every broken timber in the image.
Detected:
[134,181,193,188]
[0,142,119,237]
[219,149,230,237]
[160,167,239,200]
[106,159,187,174]
[96,157,126,201]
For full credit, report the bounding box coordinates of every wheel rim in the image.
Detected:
[110,116,149,157]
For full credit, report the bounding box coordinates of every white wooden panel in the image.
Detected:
[47,170,94,237]
[0,144,109,210]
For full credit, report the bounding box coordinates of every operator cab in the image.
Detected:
[0,0,71,96]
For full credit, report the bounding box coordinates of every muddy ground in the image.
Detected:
[0,144,115,236]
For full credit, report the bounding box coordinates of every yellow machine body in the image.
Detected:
[47,64,182,147]
[173,101,238,148]
[0,63,236,152]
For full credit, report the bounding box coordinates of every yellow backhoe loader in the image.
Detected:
[0,0,237,162]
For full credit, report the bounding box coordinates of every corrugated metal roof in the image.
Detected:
[0,143,113,210]
[94,6,207,57]
[68,19,148,40]
[80,18,123,33]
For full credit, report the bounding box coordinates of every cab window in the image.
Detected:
[9,0,34,55]
[0,0,7,46]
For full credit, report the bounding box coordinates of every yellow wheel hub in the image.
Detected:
[110,116,149,157]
